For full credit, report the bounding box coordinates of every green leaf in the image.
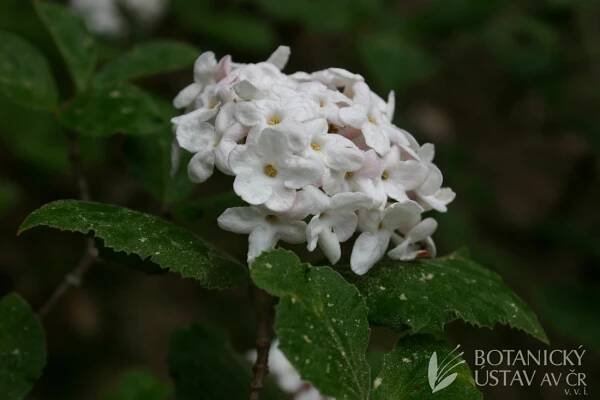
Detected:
[346,252,548,343]
[0,293,46,400]
[169,324,251,400]
[19,200,247,289]
[0,31,57,109]
[358,32,437,91]
[34,1,97,92]
[252,250,371,400]
[372,335,481,400]
[95,40,198,86]
[101,370,171,400]
[59,83,172,137]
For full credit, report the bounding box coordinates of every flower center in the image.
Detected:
[319,99,326,108]
[267,114,281,125]
[265,214,278,223]
[345,171,354,179]
[368,114,378,125]
[311,142,321,151]
[381,170,389,180]
[208,99,219,109]
[328,124,340,133]
[264,164,278,177]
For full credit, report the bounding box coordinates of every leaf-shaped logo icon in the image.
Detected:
[433,373,458,393]
[427,345,465,393]
[428,351,438,391]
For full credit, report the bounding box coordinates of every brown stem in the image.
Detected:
[38,131,97,316]
[249,287,274,400]
[38,239,98,317]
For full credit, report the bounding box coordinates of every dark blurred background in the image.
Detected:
[1,0,599,399]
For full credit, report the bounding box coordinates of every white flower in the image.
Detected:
[171,103,242,182]
[234,97,319,152]
[380,146,428,202]
[173,46,454,271]
[388,216,438,261]
[304,118,364,172]
[412,144,456,212]
[229,128,322,212]
[338,82,394,155]
[218,207,305,263]
[306,192,372,264]
[351,201,425,275]
[323,149,386,207]
[173,52,224,109]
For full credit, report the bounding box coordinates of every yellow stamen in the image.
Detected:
[368,114,378,125]
[311,142,321,151]
[264,164,278,177]
[345,171,354,179]
[267,115,281,125]
[382,170,389,180]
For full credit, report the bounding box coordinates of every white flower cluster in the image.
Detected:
[71,0,167,36]
[172,46,455,274]
[248,340,330,400]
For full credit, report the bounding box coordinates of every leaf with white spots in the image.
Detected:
[35,1,97,92]
[0,31,58,110]
[59,82,172,137]
[18,200,247,289]
[372,335,481,400]
[0,293,46,400]
[252,250,371,400]
[345,251,548,343]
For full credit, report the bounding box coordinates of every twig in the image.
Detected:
[249,287,274,400]
[38,239,98,317]
[37,132,97,316]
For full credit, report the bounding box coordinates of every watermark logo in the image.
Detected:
[428,344,466,393]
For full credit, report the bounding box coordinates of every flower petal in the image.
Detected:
[382,201,423,232]
[323,134,364,171]
[187,149,215,183]
[235,102,262,126]
[173,82,202,109]
[234,80,266,100]
[339,104,367,127]
[328,211,358,242]
[265,185,296,212]
[233,172,273,205]
[286,185,330,220]
[350,230,390,275]
[281,156,323,189]
[217,207,264,234]
[276,220,307,244]
[363,123,390,155]
[407,217,438,242]
[319,229,342,264]
[248,224,277,263]
[266,45,291,70]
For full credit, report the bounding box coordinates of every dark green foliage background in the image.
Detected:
[0,0,599,399]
